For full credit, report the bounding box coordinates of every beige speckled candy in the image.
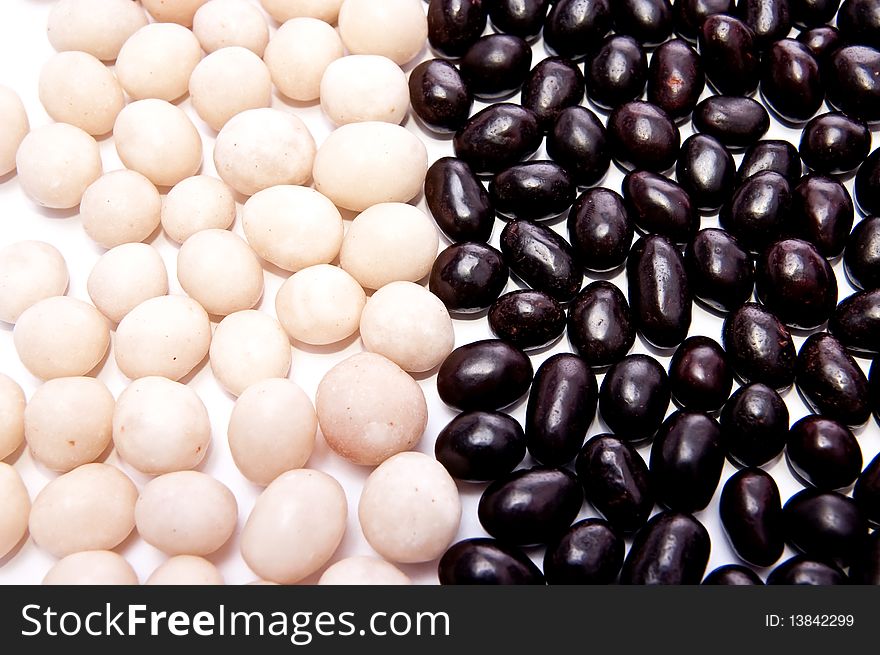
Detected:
[0,85,28,176]
[116,23,203,102]
[260,0,345,23]
[136,471,237,556]
[360,282,454,373]
[359,452,461,564]
[80,170,161,249]
[113,377,211,475]
[115,295,211,381]
[25,377,114,473]
[43,551,138,585]
[210,310,291,396]
[316,352,427,465]
[264,18,343,102]
[47,0,148,62]
[227,378,316,485]
[313,122,427,212]
[88,243,168,324]
[243,185,343,273]
[338,0,427,65]
[14,297,110,380]
[146,556,224,585]
[318,556,411,585]
[141,0,209,28]
[189,47,272,131]
[0,375,25,461]
[214,108,316,196]
[0,241,68,324]
[193,0,270,56]
[320,55,409,126]
[28,462,137,558]
[340,203,439,290]
[161,175,236,244]
[16,123,102,209]
[241,469,347,584]
[114,99,203,188]
[0,463,29,559]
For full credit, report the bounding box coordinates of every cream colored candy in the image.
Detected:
[189,47,272,131]
[264,18,343,102]
[177,229,264,317]
[141,0,210,28]
[115,295,211,381]
[360,282,454,373]
[161,175,236,244]
[321,55,409,125]
[47,0,148,61]
[316,352,427,465]
[359,452,462,564]
[0,85,29,175]
[114,100,203,187]
[318,557,411,585]
[0,375,25,461]
[113,376,211,475]
[338,0,427,65]
[340,203,439,290]
[243,185,343,272]
[260,0,345,23]
[0,241,68,324]
[28,462,137,558]
[227,378,316,485]
[313,122,427,212]
[210,310,291,396]
[43,551,138,585]
[193,0,270,56]
[146,556,224,585]
[38,51,124,136]
[24,377,114,473]
[136,471,237,556]
[116,23,203,102]
[14,297,110,380]
[214,108,316,196]
[80,170,161,249]
[275,264,366,345]
[0,463,29,559]
[241,469,347,584]
[88,243,168,324]
[16,123,102,209]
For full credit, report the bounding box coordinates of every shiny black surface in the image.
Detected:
[619,511,710,584]
[567,187,633,272]
[737,0,792,49]
[702,564,764,585]
[720,171,791,254]
[487,0,550,40]
[699,14,760,95]
[849,530,880,583]
[521,56,586,131]
[799,112,871,175]
[736,139,803,185]
[437,339,533,411]
[424,157,494,243]
[490,161,576,221]
[674,0,735,40]
[599,354,671,440]
[783,488,869,566]
[721,383,790,467]
[460,34,532,99]
[612,0,673,46]
[829,289,880,355]
[720,467,785,567]
[567,281,637,367]
[723,302,797,390]
[427,0,488,57]
[856,149,880,216]
[766,555,848,584]
[826,45,880,123]
[438,538,545,585]
[586,35,648,110]
[796,25,843,65]
[500,219,582,303]
[789,175,854,259]
[647,39,705,120]
[623,170,697,244]
[669,336,733,412]
[435,411,526,482]
[429,242,509,314]
[453,103,542,175]
[676,134,735,210]
[791,0,841,27]
[838,0,880,49]
[760,38,823,124]
[786,415,862,491]
[543,0,613,61]
[693,95,770,149]
[543,518,624,584]
[547,106,611,187]
[854,452,880,525]
[607,101,680,172]
[686,228,755,313]
[844,218,880,290]
[409,59,473,134]
[488,290,567,351]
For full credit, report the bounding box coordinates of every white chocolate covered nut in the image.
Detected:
[338,0,427,65]
[141,0,210,28]
[260,0,345,23]
[359,452,462,564]
[115,23,203,102]
[136,471,237,556]
[189,46,272,131]
[146,556,224,585]
[28,462,137,558]
[227,378,316,485]
[0,85,29,175]
[241,469,347,584]
[161,176,236,244]
[80,170,161,249]
[24,377,115,473]
[13,297,110,380]
[0,463,29,559]
[318,556,411,585]
[0,241,68,324]
[316,352,427,465]
[87,243,168,324]
[209,310,291,396]
[263,18,343,102]
[193,0,270,56]
[47,0,149,61]
[0,375,25,461]
[43,551,138,585]
[113,376,211,475]
[114,295,211,381]
[320,55,409,126]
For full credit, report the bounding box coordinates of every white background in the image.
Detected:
[0,0,877,585]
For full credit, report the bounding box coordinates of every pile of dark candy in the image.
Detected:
[410,0,880,585]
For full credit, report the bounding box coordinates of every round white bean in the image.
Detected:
[260,0,345,23]
[318,557,411,585]
[80,170,161,249]
[0,463,29,559]
[115,23,203,101]
[146,556,224,585]
[264,18,343,102]
[0,85,29,176]
[210,310,291,396]
[0,241,68,324]
[0,375,25,461]
[193,0,270,56]
[320,55,408,125]
[161,175,236,244]
[189,47,272,131]
[47,0,148,62]
[141,0,210,27]
[87,243,168,324]
[338,0,427,66]
[43,551,138,585]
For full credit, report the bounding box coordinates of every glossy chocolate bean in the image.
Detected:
[439,538,545,585]
[766,555,848,584]
[647,39,705,120]
[599,354,671,440]
[826,45,880,123]
[854,452,880,525]
[720,467,785,567]
[761,39,823,124]
[702,564,764,585]
[796,25,843,65]
[489,290,566,351]
[547,106,611,187]
[487,0,550,40]
[783,489,869,565]
[575,434,654,534]
[478,467,583,546]
[685,229,755,313]
[521,57,585,131]
[693,96,770,149]
[838,0,880,49]
[872,359,880,423]
[459,34,532,100]
[490,161,576,221]
[612,0,673,46]
[674,0,735,40]
[789,175,854,258]
[849,531,880,583]
[723,303,797,390]
[829,289,880,355]
[620,511,710,585]
[500,220,582,303]
[525,353,598,465]
[795,332,872,427]
[424,158,494,243]
[845,217,880,291]
[437,339,533,411]
[543,518,624,584]
[720,172,791,253]
[627,235,692,348]
[623,171,697,244]
[669,336,733,412]
[430,242,509,314]
[721,383,789,467]
[856,149,880,216]
[409,59,473,134]
[791,0,841,27]
[567,188,633,271]
[786,416,862,491]
[799,112,871,176]
[427,0,487,57]
[543,0,613,61]
[699,15,760,95]
[676,134,735,210]
[756,238,838,329]
[435,411,526,483]
[586,35,648,110]
[737,0,792,49]
[453,104,542,175]
[737,140,803,186]
[567,281,637,367]
[607,101,680,172]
